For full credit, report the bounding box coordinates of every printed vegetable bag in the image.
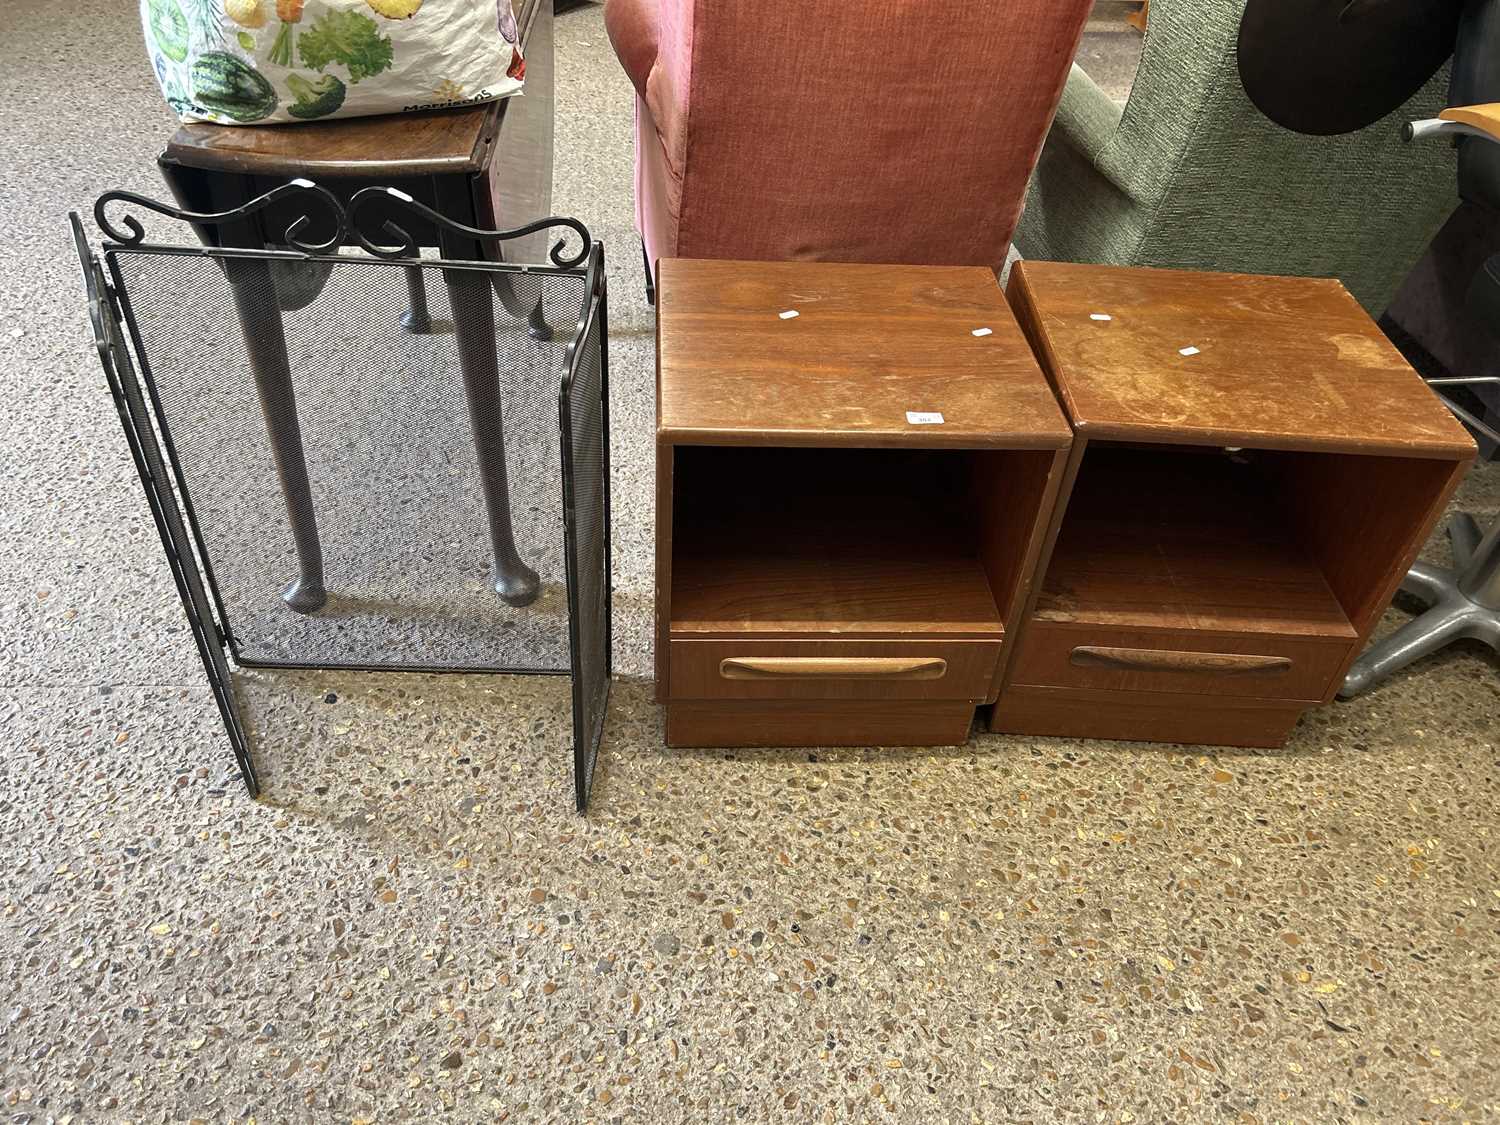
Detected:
[141,0,525,125]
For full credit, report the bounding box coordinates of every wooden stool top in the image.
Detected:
[655,258,1072,451]
[164,103,500,178]
[1008,261,1475,460]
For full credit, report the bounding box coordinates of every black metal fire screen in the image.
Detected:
[71,182,610,811]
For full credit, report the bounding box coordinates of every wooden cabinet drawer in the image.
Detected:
[1009,622,1351,703]
[667,638,1001,702]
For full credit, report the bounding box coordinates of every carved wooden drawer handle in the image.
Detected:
[719,657,948,681]
[1069,647,1293,676]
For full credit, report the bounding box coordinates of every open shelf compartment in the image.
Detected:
[658,441,1066,746]
[999,439,1465,745]
[1038,445,1352,640]
[1035,443,1459,646]
[668,445,1054,642]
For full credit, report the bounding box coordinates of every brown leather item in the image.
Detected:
[1236,0,1462,135]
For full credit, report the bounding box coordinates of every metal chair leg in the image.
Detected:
[223,257,327,614]
[1340,512,1500,697]
[444,267,541,607]
[1458,512,1500,610]
[1399,559,1449,605]
[1340,601,1479,697]
[1450,512,1482,566]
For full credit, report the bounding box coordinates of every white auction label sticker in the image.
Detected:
[906,411,945,425]
[1090,313,1112,322]
[971,327,993,337]
[779,309,800,320]
[1179,346,1201,356]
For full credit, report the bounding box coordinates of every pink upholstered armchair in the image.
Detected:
[604,0,1093,297]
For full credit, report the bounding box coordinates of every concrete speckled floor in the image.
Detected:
[3,3,1499,1121]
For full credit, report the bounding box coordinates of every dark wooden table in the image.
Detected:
[156,0,554,611]
[654,258,1074,748]
[995,260,1476,747]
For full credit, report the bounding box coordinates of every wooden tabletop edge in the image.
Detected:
[1070,421,1476,460]
[654,425,1074,450]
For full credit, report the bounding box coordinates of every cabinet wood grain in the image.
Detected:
[995,261,1475,746]
[657,258,1070,744]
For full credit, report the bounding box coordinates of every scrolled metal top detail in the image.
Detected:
[90,181,593,269]
[347,186,593,268]
[94,179,347,254]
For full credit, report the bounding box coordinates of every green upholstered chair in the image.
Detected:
[1015,0,1459,315]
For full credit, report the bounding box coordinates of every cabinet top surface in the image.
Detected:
[1010,261,1475,459]
[656,258,1072,448]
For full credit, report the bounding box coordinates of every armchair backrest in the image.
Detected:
[1108,0,1457,311]
[648,0,1093,269]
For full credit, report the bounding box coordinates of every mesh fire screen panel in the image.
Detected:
[562,281,610,810]
[76,195,610,809]
[111,250,585,673]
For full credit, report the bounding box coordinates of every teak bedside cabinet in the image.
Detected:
[655,258,1073,748]
[996,261,1477,748]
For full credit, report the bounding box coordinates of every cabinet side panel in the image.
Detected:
[1269,452,1470,650]
[974,448,1072,701]
[655,440,673,701]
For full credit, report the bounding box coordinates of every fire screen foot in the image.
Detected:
[281,576,328,614]
[492,557,542,607]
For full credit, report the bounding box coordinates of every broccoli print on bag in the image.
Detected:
[141,0,523,125]
[298,9,394,83]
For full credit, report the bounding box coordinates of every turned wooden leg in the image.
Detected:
[223,257,327,614]
[444,266,540,607]
[490,264,553,341]
[401,265,433,333]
